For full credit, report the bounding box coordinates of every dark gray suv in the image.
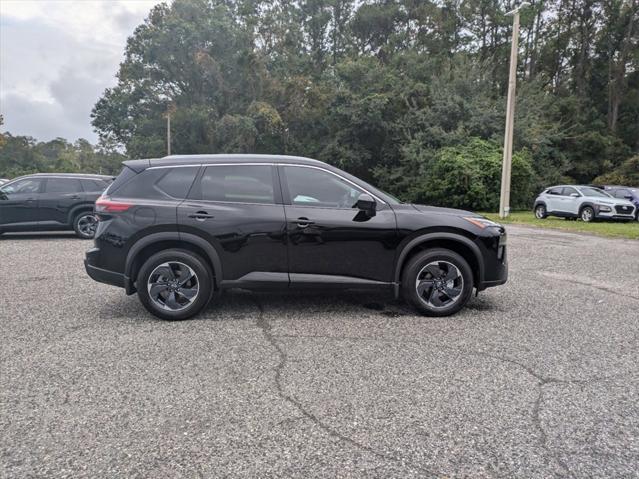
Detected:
[0,173,112,238]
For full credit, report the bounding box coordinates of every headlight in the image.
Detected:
[598,205,612,212]
[463,217,502,229]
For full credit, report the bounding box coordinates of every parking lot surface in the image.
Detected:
[1,226,638,478]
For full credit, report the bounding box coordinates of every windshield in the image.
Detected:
[579,187,611,198]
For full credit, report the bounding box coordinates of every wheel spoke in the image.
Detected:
[149,283,169,297]
[164,291,180,309]
[443,286,462,299]
[417,279,434,296]
[424,264,442,278]
[176,287,197,300]
[153,265,175,281]
[443,267,459,281]
[429,291,445,307]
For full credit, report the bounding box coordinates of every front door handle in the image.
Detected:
[188,211,215,221]
[296,217,315,228]
[70,195,81,200]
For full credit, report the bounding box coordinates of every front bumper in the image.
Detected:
[595,205,635,220]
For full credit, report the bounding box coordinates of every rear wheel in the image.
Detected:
[580,206,595,222]
[137,249,213,320]
[73,212,98,239]
[401,249,474,317]
[534,204,547,219]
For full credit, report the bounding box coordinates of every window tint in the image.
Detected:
[613,189,629,199]
[106,166,138,195]
[580,187,610,198]
[547,187,562,195]
[283,166,364,208]
[0,178,43,194]
[46,178,82,193]
[562,187,578,196]
[194,165,275,204]
[81,179,108,192]
[114,167,198,200]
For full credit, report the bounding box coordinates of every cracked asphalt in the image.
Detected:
[1,225,638,478]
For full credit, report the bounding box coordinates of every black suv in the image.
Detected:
[0,173,112,238]
[85,155,507,320]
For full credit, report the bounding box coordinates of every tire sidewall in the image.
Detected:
[401,248,474,317]
[137,249,213,321]
[73,212,97,239]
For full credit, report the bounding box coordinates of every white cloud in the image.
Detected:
[0,0,162,142]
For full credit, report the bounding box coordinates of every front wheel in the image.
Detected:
[580,206,595,223]
[137,249,213,320]
[534,205,547,219]
[401,249,474,317]
[73,212,98,239]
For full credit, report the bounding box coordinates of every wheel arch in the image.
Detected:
[124,232,223,294]
[394,232,484,297]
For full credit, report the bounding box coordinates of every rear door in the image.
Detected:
[38,177,84,226]
[544,187,563,212]
[178,164,288,285]
[0,178,44,228]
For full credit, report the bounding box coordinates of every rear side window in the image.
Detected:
[106,166,138,195]
[113,167,199,200]
[192,165,275,204]
[46,178,82,193]
[547,187,562,195]
[81,179,108,192]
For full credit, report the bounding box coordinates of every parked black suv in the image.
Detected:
[0,173,112,238]
[85,155,507,320]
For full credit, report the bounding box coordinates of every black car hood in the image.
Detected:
[409,204,481,218]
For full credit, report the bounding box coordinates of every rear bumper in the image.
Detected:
[85,247,132,292]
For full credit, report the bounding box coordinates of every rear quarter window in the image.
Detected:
[112,167,199,200]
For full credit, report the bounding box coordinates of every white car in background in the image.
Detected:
[533,185,636,222]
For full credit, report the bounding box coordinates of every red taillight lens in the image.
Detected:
[95,196,132,213]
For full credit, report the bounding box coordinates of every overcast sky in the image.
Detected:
[0,0,164,143]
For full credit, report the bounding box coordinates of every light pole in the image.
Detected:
[499,2,530,219]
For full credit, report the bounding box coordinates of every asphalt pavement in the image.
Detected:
[1,226,638,478]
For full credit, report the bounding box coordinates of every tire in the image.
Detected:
[137,249,213,321]
[401,248,474,317]
[534,204,547,219]
[73,211,98,239]
[580,206,595,223]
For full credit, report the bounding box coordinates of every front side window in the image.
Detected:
[562,187,578,196]
[46,178,82,193]
[0,178,43,195]
[613,189,630,199]
[283,166,365,208]
[195,165,275,204]
[579,187,611,198]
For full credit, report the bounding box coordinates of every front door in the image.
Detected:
[0,177,44,229]
[279,165,397,284]
[178,164,288,286]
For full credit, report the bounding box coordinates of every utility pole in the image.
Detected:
[499,2,530,219]
[166,109,171,156]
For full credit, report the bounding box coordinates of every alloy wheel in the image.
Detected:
[415,260,464,309]
[535,206,546,219]
[77,214,97,237]
[581,208,593,222]
[147,261,199,311]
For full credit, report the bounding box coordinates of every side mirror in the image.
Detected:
[355,193,376,217]
[570,193,580,198]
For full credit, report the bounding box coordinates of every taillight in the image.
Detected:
[95,196,132,213]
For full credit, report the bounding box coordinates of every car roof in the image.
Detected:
[124,154,328,172]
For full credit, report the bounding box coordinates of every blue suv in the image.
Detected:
[604,186,639,221]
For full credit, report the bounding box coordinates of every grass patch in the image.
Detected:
[482,211,639,240]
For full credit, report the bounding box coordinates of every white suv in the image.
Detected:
[534,185,636,222]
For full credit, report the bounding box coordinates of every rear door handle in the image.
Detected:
[296,217,315,228]
[188,211,215,221]
[70,195,81,200]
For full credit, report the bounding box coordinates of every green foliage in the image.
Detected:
[398,138,534,211]
[594,155,639,186]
